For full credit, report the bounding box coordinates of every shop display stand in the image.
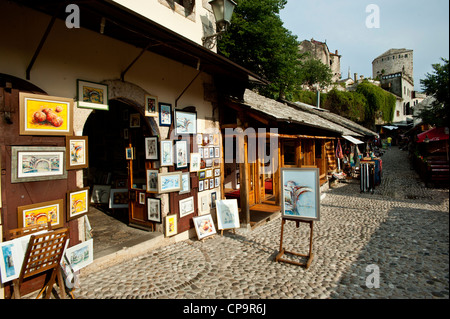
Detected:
[275,217,314,269]
[11,228,69,299]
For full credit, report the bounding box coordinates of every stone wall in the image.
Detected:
[372,49,414,81]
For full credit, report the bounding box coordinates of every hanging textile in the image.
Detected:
[325,141,337,171]
[335,139,344,159]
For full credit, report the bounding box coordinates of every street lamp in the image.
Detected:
[202,0,237,49]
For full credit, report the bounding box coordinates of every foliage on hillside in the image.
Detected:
[294,82,396,129]
[356,82,396,127]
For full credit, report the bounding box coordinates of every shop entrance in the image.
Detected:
[83,98,159,257]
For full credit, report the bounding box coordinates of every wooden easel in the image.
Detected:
[10,227,69,299]
[275,217,314,269]
[220,228,236,236]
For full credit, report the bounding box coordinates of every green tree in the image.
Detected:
[418,58,449,127]
[297,57,332,91]
[217,0,303,100]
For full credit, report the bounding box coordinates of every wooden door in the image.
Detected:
[301,139,315,166]
[127,143,155,230]
[248,161,256,206]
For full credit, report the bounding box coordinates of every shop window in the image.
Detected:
[283,140,296,166]
[315,140,322,159]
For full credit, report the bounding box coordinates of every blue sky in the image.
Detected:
[279,0,449,91]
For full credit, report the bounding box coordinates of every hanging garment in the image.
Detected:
[336,139,344,159]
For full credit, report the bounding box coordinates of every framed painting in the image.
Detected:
[129,113,141,128]
[147,197,162,223]
[145,94,158,117]
[146,169,159,193]
[0,237,24,283]
[190,152,201,172]
[11,146,67,183]
[157,171,182,193]
[67,187,89,221]
[179,172,191,195]
[125,147,134,160]
[174,110,197,135]
[216,199,240,230]
[193,214,217,240]
[197,134,203,145]
[145,137,158,160]
[179,196,195,218]
[160,140,173,166]
[175,140,188,169]
[66,136,88,170]
[159,102,172,127]
[17,199,64,229]
[139,192,146,205]
[165,214,177,237]
[90,185,111,204]
[109,188,128,209]
[65,239,94,272]
[19,92,73,136]
[77,80,109,110]
[199,180,204,192]
[214,176,220,188]
[281,168,320,221]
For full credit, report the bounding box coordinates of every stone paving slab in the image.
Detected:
[74,147,448,300]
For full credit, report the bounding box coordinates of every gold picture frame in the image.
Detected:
[18,199,64,229]
[19,92,73,136]
[66,136,89,170]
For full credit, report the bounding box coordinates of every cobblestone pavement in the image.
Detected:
[76,147,449,300]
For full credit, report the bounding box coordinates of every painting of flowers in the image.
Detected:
[281,168,320,221]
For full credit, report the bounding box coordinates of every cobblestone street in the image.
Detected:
[76,146,449,300]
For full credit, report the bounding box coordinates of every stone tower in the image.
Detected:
[372,48,413,82]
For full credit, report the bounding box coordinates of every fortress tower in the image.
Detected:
[372,48,414,83]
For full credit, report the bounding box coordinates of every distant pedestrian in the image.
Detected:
[387,136,392,149]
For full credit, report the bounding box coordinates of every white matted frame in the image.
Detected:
[65,239,94,272]
[77,80,109,110]
[145,137,158,160]
[179,196,195,218]
[216,199,240,230]
[174,109,197,135]
[281,168,320,221]
[158,171,182,193]
[160,140,173,166]
[147,197,162,223]
[193,214,217,240]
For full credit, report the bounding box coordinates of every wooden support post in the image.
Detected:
[275,218,314,269]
